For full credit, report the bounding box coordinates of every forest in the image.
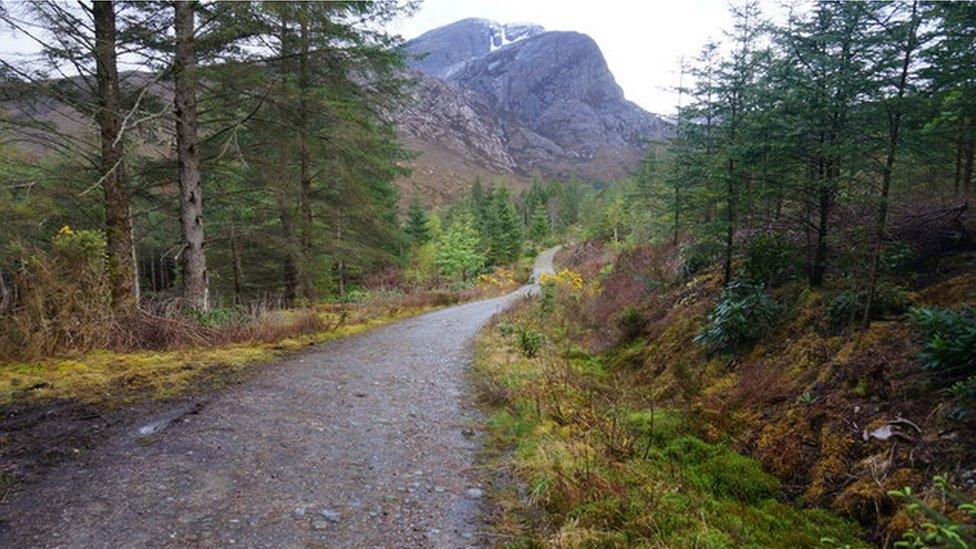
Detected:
[0,2,579,361]
[0,0,975,547]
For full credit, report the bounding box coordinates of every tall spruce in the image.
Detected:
[862,0,922,327]
[405,199,431,246]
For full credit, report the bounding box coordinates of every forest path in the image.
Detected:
[0,247,559,548]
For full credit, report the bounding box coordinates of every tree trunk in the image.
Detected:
[810,159,832,287]
[672,185,680,245]
[722,158,735,286]
[174,0,208,311]
[0,267,10,315]
[964,136,975,202]
[862,1,917,329]
[93,0,136,311]
[277,192,299,304]
[230,221,244,306]
[955,137,964,197]
[149,253,157,292]
[297,7,315,302]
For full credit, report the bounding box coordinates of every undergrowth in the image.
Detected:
[0,303,432,406]
[472,289,866,547]
[523,240,976,545]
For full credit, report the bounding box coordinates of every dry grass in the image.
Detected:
[0,303,431,406]
[0,262,526,407]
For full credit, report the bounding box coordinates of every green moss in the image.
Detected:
[701,450,781,502]
[624,408,688,447]
[0,305,432,406]
[472,301,868,547]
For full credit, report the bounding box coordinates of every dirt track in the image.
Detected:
[0,248,558,548]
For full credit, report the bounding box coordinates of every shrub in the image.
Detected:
[0,226,113,360]
[950,376,976,402]
[888,475,976,548]
[695,281,781,353]
[881,241,917,275]
[516,326,545,358]
[678,239,722,278]
[497,321,516,337]
[538,281,555,315]
[741,233,801,287]
[911,307,976,378]
[617,306,646,341]
[186,307,246,328]
[870,282,911,315]
[828,282,911,328]
[827,290,864,328]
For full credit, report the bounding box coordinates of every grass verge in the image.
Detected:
[0,303,432,407]
[470,298,867,547]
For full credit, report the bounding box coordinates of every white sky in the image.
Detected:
[390,0,791,116]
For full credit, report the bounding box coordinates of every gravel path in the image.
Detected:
[0,248,558,548]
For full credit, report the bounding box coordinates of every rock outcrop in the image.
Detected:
[395,18,668,188]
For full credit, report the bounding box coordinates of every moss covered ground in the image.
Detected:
[0,306,432,407]
[471,296,867,547]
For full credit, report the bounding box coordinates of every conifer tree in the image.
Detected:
[435,214,486,282]
[484,187,522,264]
[529,204,550,243]
[923,1,976,199]
[405,199,431,246]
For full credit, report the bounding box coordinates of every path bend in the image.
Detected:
[0,247,559,548]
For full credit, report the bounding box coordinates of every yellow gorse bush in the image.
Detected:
[479,267,518,288]
[539,268,585,292]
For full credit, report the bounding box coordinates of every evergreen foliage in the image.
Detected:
[694,281,781,353]
[911,307,976,378]
[405,200,431,246]
[434,214,486,282]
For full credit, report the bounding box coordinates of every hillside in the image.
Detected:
[472,237,975,546]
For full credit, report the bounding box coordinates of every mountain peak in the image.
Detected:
[395,18,668,200]
[404,18,544,78]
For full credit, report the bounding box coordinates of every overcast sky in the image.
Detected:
[390,0,789,116]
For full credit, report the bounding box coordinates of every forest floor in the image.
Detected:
[0,248,558,548]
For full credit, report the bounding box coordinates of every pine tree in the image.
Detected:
[862,0,922,327]
[435,214,486,282]
[213,1,411,302]
[529,204,550,243]
[405,200,431,246]
[483,187,522,264]
[923,1,976,199]
[714,0,765,285]
[0,1,141,309]
[93,0,137,309]
[173,0,207,310]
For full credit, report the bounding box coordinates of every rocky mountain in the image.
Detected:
[394,18,668,202]
[402,18,544,79]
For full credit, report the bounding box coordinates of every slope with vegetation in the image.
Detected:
[473,1,976,546]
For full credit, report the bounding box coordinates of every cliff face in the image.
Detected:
[394,18,669,193]
[402,18,544,79]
